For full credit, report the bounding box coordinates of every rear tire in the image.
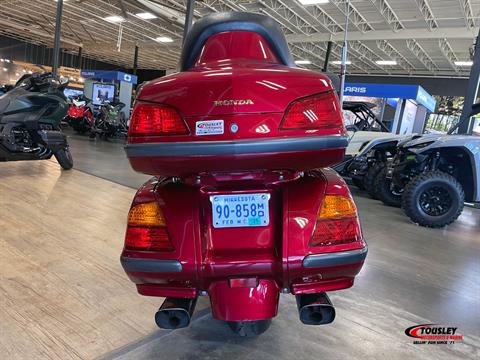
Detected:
[54,148,73,170]
[227,319,271,337]
[364,163,384,199]
[402,171,464,228]
[375,166,402,207]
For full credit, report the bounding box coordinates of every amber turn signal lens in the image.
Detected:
[318,195,357,219]
[128,202,166,227]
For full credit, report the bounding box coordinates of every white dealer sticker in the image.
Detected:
[196,120,224,136]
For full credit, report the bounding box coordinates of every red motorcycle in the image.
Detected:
[121,13,367,336]
[66,95,94,135]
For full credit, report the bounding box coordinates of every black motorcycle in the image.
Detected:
[0,72,73,170]
[94,101,127,140]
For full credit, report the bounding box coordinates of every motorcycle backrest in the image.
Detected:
[180,12,295,71]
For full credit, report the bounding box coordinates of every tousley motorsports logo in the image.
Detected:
[405,324,463,345]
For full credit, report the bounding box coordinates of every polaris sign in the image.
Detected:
[343,82,436,112]
[344,86,367,94]
[80,70,138,85]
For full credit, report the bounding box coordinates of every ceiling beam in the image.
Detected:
[330,0,374,33]
[376,40,415,74]
[406,39,438,73]
[438,38,459,73]
[458,0,475,29]
[369,0,404,31]
[415,0,438,30]
[285,27,479,43]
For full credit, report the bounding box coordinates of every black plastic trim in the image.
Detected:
[120,256,182,273]
[125,135,348,157]
[302,247,368,268]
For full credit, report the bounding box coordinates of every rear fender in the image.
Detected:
[286,169,366,293]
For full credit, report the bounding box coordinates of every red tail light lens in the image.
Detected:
[125,227,174,251]
[310,195,363,247]
[124,202,174,252]
[311,217,362,246]
[280,91,342,130]
[129,103,189,137]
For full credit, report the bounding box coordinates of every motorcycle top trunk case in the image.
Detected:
[125,31,348,177]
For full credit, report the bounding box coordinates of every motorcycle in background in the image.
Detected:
[66,95,95,136]
[94,101,128,139]
[0,72,73,170]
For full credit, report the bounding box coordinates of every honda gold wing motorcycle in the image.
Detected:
[121,12,367,336]
[0,72,73,169]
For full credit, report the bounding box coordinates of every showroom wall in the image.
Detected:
[0,35,123,71]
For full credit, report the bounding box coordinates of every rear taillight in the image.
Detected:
[128,103,189,137]
[310,195,362,247]
[280,91,342,130]
[124,202,174,252]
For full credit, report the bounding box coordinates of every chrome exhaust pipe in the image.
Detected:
[154,297,197,329]
[296,292,336,325]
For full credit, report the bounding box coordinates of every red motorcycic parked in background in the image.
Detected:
[121,12,367,336]
[66,95,94,135]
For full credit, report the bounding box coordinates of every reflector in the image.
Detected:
[319,195,357,219]
[129,103,189,137]
[128,202,166,227]
[310,218,362,246]
[125,227,174,251]
[280,91,342,130]
[310,194,362,247]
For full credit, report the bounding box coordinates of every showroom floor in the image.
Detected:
[0,133,479,360]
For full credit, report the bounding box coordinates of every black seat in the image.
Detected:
[180,12,295,71]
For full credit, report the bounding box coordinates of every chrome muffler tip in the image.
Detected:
[296,292,336,325]
[155,297,197,329]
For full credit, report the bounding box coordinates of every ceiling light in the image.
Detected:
[5,59,10,63]
[104,15,124,23]
[376,60,397,66]
[136,12,157,19]
[295,60,311,65]
[331,60,351,65]
[454,61,473,66]
[2,68,7,72]
[298,0,329,5]
[156,36,173,43]
[15,72,20,76]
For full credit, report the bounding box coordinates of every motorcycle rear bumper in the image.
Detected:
[126,135,348,157]
[125,135,348,177]
[121,247,368,275]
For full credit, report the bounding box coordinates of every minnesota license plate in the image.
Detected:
[210,193,270,228]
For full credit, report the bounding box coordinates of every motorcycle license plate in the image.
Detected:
[210,193,270,228]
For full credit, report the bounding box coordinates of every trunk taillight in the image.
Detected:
[124,202,174,252]
[128,103,189,137]
[310,195,362,247]
[280,91,342,130]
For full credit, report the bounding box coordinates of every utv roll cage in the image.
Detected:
[343,101,390,132]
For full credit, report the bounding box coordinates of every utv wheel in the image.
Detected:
[227,319,271,337]
[375,166,402,207]
[54,148,73,170]
[402,171,464,228]
[363,163,384,199]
